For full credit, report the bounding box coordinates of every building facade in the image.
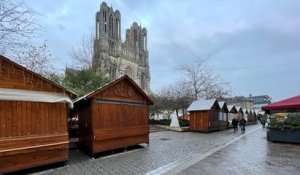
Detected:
[221,96,254,109]
[252,95,272,109]
[92,2,150,94]
[219,95,272,109]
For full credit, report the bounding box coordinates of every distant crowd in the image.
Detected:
[231,113,268,133]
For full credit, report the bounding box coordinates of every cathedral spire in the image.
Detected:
[92,1,150,94]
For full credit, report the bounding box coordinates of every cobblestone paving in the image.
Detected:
[33,125,260,175]
[176,127,300,175]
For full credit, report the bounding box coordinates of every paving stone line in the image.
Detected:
[31,125,261,175]
[162,126,260,175]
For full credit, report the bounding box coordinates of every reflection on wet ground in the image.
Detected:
[177,128,300,175]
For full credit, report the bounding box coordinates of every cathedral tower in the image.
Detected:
[92,2,150,94]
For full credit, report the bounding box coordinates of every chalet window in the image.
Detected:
[219,112,223,121]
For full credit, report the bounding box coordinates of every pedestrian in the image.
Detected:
[260,117,266,129]
[232,117,238,133]
[240,117,247,133]
[258,114,263,122]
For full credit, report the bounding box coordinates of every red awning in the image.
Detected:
[262,95,300,111]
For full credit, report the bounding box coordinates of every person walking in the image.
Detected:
[260,117,266,129]
[232,117,238,133]
[240,117,247,133]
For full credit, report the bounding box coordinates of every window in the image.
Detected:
[143,35,146,50]
[141,73,145,89]
[96,21,100,39]
[110,65,117,79]
[116,19,120,38]
[103,11,107,33]
[219,112,223,121]
[103,11,106,22]
[133,29,137,46]
[109,14,113,38]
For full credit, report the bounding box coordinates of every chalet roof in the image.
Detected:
[187,99,218,111]
[227,105,237,113]
[262,95,300,111]
[227,105,234,110]
[235,106,242,112]
[74,75,154,105]
[0,55,76,99]
[218,101,225,108]
[218,101,228,112]
[242,108,248,114]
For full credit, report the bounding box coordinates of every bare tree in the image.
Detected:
[68,34,94,69]
[158,82,194,117]
[178,58,230,100]
[15,41,56,77]
[0,0,41,55]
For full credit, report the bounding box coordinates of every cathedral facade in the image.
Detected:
[92,2,150,94]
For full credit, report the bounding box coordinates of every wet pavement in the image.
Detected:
[17,125,259,175]
[175,127,300,175]
[10,124,300,175]
[149,125,168,132]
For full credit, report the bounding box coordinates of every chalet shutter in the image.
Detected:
[0,88,73,108]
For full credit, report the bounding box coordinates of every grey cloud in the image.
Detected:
[25,0,300,101]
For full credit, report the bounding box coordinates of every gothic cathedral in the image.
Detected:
[92,2,150,94]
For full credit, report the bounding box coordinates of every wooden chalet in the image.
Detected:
[253,110,259,120]
[74,75,153,156]
[242,109,249,121]
[0,55,76,173]
[247,109,256,124]
[187,99,226,132]
[235,106,243,120]
[227,105,238,128]
[218,101,228,130]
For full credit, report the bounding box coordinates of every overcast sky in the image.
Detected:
[26,0,300,102]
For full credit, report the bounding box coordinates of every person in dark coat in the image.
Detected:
[260,117,266,129]
[232,117,238,132]
[240,117,247,133]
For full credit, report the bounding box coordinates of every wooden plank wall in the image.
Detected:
[0,101,67,138]
[93,103,148,129]
[95,79,148,104]
[0,143,68,173]
[190,111,208,132]
[247,114,256,124]
[0,56,72,173]
[76,77,152,155]
[90,102,149,154]
[0,133,68,173]
[190,109,226,132]
[0,56,65,93]
[0,101,68,173]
